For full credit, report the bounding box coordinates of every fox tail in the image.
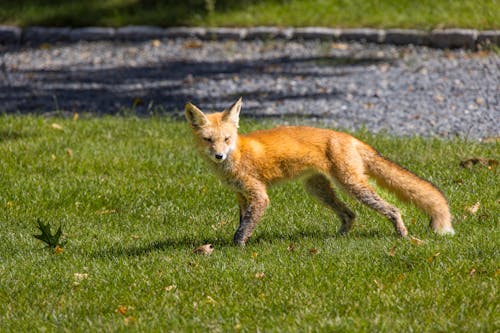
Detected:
[364,150,454,235]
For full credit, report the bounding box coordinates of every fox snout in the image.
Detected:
[215,153,225,160]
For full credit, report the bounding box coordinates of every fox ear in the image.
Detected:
[185,102,209,128]
[222,97,242,128]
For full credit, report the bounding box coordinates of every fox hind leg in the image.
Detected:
[335,174,408,237]
[304,174,356,235]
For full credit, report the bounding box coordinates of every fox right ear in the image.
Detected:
[185,102,209,128]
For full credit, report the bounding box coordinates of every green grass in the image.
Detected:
[0,0,499,29]
[0,115,498,332]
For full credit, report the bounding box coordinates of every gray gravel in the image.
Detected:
[1,38,499,139]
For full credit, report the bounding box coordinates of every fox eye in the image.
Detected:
[203,137,213,143]
[224,136,231,143]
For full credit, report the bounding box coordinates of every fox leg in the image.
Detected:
[233,186,269,246]
[335,173,408,237]
[236,192,248,225]
[304,174,356,234]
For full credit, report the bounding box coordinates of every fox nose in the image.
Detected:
[215,153,224,160]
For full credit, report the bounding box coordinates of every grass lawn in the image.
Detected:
[0,115,498,332]
[0,0,498,29]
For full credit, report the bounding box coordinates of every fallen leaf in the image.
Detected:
[74,273,89,282]
[116,306,128,315]
[460,157,499,169]
[373,279,383,289]
[287,244,295,252]
[66,148,73,157]
[475,97,486,105]
[309,248,319,255]
[469,268,476,276]
[165,285,177,292]
[465,202,480,214]
[388,245,397,257]
[95,209,117,215]
[331,42,348,50]
[51,123,64,130]
[481,136,500,143]
[255,272,265,279]
[205,296,217,304]
[124,316,136,325]
[51,154,56,160]
[193,244,214,255]
[433,93,445,103]
[54,245,64,254]
[183,40,203,49]
[427,252,441,263]
[409,236,424,246]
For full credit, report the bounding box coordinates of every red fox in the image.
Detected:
[185,98,454,246]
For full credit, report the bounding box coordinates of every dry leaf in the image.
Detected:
[465,202,480,214]
[409,236,424,246]
[183,40,203,49]
[475,97,485,105]
[469,268,476,276]
[427,252,440,263]
[124,316,136,325]
[54,245,64,254]
[373,279,383,289]
[255,272,265,279]
[165,285,177,292]
[331,42,349,50]
[74,273,89,281]
[388,245,397,257]
[116,306,128,315]
[96,209,117,215]
[51,154,56,160]
[481,136,500,143]
[309,248,319,255]
[193,244,214,255]
[287,244,295,252]
[66,148,73,157]
[205,296,217,304]
[51,123,64,130]
[460,157,499,169]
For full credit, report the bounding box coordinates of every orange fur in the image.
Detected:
[185,98,454,245]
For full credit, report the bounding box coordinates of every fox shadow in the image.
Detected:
[92,227,386,258]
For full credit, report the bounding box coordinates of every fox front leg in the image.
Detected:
[233,190,269,246]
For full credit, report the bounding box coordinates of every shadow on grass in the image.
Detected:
[92,227,388,258]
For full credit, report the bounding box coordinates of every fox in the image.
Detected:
[185,97,454,246]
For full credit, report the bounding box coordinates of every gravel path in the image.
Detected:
[1,39,499,139]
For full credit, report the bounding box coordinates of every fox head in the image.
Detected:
[185,98,242,163]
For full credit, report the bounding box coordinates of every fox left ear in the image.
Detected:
[185,102,209,129]
[222,97,242,128]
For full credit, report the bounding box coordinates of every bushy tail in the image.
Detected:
[364,150,454,235]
